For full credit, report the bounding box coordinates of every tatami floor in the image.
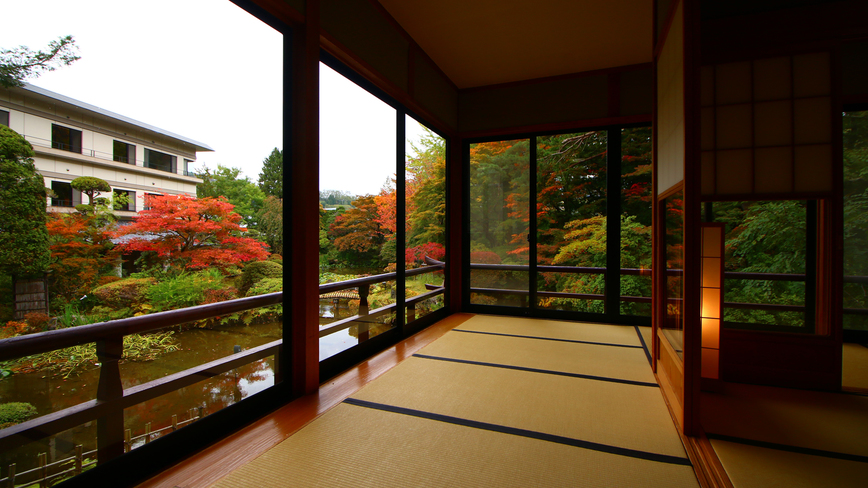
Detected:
[211,315,699,487]
[701,381,868,488]
[138,316,868,488]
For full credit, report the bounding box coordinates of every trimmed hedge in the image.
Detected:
[91,277,156,308]
[237,260,282,295]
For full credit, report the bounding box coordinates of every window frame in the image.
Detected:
[51,124,82,153]
[113,140,136,165]
[144,148,177,173]
[462,123,653,327]
[317,52,452,381]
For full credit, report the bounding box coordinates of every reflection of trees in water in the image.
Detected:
[0,323,281,476]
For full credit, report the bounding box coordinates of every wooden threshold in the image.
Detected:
[135,313,474,488]
[652,363,733,488]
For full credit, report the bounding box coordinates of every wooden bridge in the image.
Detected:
[319,290,360,300]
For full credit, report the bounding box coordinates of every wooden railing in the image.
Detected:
[0,292,283,467]
[318,260,446,340]
[468,263,868,315]
[0,260,447,472]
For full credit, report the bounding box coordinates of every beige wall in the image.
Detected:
[656,1,685,194]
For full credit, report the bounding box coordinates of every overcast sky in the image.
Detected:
[1,0,431,197]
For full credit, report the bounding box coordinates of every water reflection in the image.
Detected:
[0,321,281,479]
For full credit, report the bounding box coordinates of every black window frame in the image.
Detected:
[113,140,136,164]
[462,123,653,327]
[50,180,81,207]
[51,124,82,153]
[144,148,177,173]
[0,109,8,127]
[113,189,136,212]
[317,51,452,381]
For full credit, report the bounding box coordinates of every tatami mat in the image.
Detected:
[842,343,868,390]
[352,355,687,457]
[213,315,698,488]
[702,382,868,488]
[702,382,868,456]
[709,438,868,488]
[214,403,699,488]
[421,324,655,384]
[458,314,643,346]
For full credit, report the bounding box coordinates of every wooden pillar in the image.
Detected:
[447,136,464,313]
[96,338,124,464]
[288,0,320,397]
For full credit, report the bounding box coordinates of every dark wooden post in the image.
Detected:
[406,302,416,324]
[357,285,370,342]
[96,337,124,464]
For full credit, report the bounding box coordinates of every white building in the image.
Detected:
[0,84,210,218]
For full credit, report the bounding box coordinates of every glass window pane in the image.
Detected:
[620,127,653,317]
[469,139,530,307]
[405,115,446,323]
[536,131,608,313]
[319,63,397,361]
[662,191,685,359]
[713,200,808,331]
[843,110,868,331]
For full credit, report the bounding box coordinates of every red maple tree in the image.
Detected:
[113,195,268,269]
[46,213,118,301]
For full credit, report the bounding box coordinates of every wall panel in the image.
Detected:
[412,50,458,130]
[701,52,833,198]
[320,0,410,93]
[655,1,684,194]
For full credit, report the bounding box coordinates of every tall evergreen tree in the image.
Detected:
[0,126,49,276]
[258,148,283,199]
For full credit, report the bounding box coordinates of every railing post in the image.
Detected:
[96,337,124,465]
[407,303,416,324]
[7,463,14,488]
[358,285,370,342]
[38,452,47,488]
[74,445,82,476]
[273,343,283,384]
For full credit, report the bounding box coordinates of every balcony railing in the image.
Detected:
[50,199,75,208]
[20,134,197,178]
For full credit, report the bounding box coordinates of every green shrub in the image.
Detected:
[246,277,282,297]
[246,277,283,316]
[237,260,282,295]
[91,277,155,308]
[0,402,37,428]
[146,269,224,311]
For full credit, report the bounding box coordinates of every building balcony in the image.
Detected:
[22,134,202,184]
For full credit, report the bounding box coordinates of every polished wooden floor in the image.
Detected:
[135,313,474,488]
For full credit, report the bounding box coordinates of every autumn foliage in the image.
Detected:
[47,212,118,301]
[113,194,268,270]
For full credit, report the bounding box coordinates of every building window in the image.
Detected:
[113,140,136,164]
[143,193,161,210]
[51,124,82,153]
[113,189,136,211]
[51,181,80,207]
[144,148,176,173]
[0,110,8,127]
